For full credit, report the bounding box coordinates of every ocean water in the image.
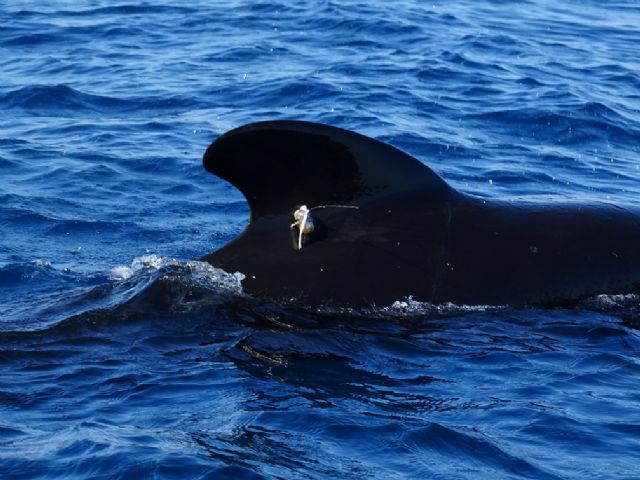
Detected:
[1,1,640,478]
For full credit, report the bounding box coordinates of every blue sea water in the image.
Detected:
[1,1,640,478]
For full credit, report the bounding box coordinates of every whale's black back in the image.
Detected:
[202,121,640,308]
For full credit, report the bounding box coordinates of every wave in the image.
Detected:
[464,105,640,145]
[6,251,640,339]
[0,256,246,334]
[0,84,199,116]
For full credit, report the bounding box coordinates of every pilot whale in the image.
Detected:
[201,120,640,308]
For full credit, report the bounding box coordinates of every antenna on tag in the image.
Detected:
[290,204,359,251]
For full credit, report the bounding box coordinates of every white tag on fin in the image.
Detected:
[290,204,358,251]
[291,205,314,250]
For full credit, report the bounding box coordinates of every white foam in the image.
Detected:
[110,254,165,281]
[110,255,245,294]
[181,260,246,293]
[319,295,507,319]
[580,293,640,310]
[131,254,165,270]
[110,265,134,281]
[380,296,506,317]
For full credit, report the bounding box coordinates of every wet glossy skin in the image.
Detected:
[202,121,640,308]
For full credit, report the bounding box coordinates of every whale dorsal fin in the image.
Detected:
[203,120,450,219]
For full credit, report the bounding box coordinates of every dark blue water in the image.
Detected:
[2,1,640,478]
